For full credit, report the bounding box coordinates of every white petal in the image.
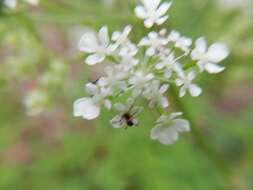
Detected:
[98,26,110,46]
[195,37,207,54]
[159,128,178,145]
[160,97,169,108]
[160,84,169,93]
[146,47,156,56]
[112,31,121,41]
[207,43,229,63]
[175,79,183,86]
[97,77,107,86]
[205,62,225,74]
[172,119,190,132]
[150,126,161,140]
[179,86,186,97]
[157,2,172,16]
[146,73,154,80]
[138,37,149,46]
[155,62,165,70]
[196,61,206,72]
[143,0,161,10]
[189,84,202,97]
[73,98,89,117]
[85,54,105,65]
[85,83,98,95]
[156,16,168,25]
[73,98,100,120]
[114,103,125,111]
[188,71,196,81]
[156,115,168,123]
[104,99,112,110]
[169,112,183,120]
[164,70,172,79]
[135,6,147,19]
[78,32,98,53]
[144,19,154,28]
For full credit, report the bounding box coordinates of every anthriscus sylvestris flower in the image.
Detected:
[73,0,229,145]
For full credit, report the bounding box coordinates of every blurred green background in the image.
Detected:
[0,0,253,189]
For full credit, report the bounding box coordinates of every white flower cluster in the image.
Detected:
[73,0,229,145]
[3,0,39,9]
[24,60,67,116]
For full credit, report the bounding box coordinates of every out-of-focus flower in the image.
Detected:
[216,0,252,12]
[191,37,229,74]
[135,0,172,28]
[4,0,39,9]
[150,113,190,145]
[24,89,48,116]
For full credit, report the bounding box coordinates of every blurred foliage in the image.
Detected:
[0,0,253,189]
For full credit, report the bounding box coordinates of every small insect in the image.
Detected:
[111,105,142,129]
[122,112,136,127]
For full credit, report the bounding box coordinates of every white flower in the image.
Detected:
[156,52,179,79]
[175,36,192,53]
[191,37,229,74]
[135,0,172,28]
[168,30,180,42]
[111,99,143,128]
[139,31,168,56]
[78,26,115,65]
[129,70,154,96]
[73,83,112,120]
[143,80,169,108]
[150,113,190,145]
[4,0,39,9]
[118,41,139,72]
[97,65,127,91]
[112,25,132,47]
[175,70,202,97]
[168,30,192,53]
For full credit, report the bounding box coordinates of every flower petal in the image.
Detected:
[207,42,229,63]
[135,5,147,19]
[156,16,168,25]
[157,2,172,16]
[159,128,178,145]
[98,26,110,46]
[73,97,100,120]
[144,18,155,28]
[172,119,190,132]
[78,32,98,53]
[205,62,225,74]
[189,84,202,97]
[85,54,105,65]
[150,126,161,140]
